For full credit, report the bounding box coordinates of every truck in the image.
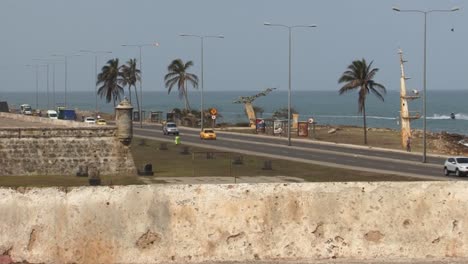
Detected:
[57,107,77,120]
[20,104,32,115]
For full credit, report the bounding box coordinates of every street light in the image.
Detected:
[79,50,112,116]
[264,22,317,146]
[122,42,159,128]
[393,6,459,163]
[25,64,45,110]
[179,33,224,131]
[51,53,81,108]
[26,63,50,110]
[32,58,62,110]
[32,60,50,109]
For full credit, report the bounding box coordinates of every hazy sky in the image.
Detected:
[0,0,465,93]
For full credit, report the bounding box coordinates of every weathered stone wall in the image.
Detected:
[0,113,136,176]
[1,182,468,263]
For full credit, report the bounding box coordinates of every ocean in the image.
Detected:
[1,90,467,135]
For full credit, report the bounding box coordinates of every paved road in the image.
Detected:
[133,123,457,180]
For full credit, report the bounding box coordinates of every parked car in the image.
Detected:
[200,129,216,140]
[96,119,107,125]
[84,117,96,124]
[163,122,179,135]
[444,157,468,176]
[46,110,58,119]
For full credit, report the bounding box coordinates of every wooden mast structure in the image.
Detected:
[399,49,420,149]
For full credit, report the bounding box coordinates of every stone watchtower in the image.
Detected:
[115,98,134,145]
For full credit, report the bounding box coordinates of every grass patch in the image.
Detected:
[131,138,425,182]
[220,125,424,152]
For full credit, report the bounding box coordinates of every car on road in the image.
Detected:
[46,110,58,119]
[84,117,96,124]
[96,119,107,125]
[200,129,216,140]
[163,122,179,135]
[444,157,468,176]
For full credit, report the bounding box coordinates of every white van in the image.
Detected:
[47,110,58,119]
[20,104,32,115]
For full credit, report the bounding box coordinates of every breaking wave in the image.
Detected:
[428,113,468,120]
[314,115,397,120]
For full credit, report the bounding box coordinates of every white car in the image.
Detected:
[444,157,468,177]
[46,110,58,119]
[84,117,96,124]
[162,122,179,135]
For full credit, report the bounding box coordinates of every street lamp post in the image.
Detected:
[52,54,80,108]
[33,59,62,110]
[26,64,48,110]
[393,6,459,163]
[264,22,317,146]
[179,34,224,131]
[79,50,112,116]
[122,43,159,128]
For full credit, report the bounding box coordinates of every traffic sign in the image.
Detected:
[210,108,218,115]
[308,118,314,124]
[211,115,216,120]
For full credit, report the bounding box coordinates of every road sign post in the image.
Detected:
[308,117,315,139]
[211,114,216,129]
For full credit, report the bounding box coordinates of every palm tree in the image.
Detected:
[97,58,125,110]
[338,58,386,145]
[164,59,199,111]
[121,58,141,110]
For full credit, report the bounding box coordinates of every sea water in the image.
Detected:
[2,90,467,135]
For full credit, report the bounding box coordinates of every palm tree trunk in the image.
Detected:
[133,85,140,117]
[128,86,132,104]
[113,98,116,118]
[363,102,367,145]
[183,80,191,111]
[184,88,191,111]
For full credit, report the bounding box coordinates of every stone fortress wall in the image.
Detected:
[1,182,468,263]
[0,112,136,176]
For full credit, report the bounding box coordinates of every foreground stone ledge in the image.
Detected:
[0,181,467,264]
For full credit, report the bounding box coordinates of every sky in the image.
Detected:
[0,0,466,93]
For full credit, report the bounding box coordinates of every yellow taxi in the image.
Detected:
[200,129,216,140]
[96,119,107,125]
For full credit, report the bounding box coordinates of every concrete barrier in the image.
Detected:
[1,181,468,263]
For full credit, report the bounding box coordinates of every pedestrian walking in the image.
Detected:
[406,137,412,152]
